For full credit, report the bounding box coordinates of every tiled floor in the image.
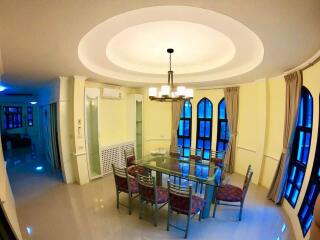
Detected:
[5,147,295,240]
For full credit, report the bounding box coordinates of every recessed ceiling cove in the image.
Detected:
[78,6,264,84]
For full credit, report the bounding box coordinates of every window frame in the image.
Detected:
[285,86,313,208]
[298,94,320,236]
[216,98,229,152]
[3,106,23,129]
[177,100,192,157]
[196,97,213,160]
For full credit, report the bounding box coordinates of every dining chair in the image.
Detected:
[167,180,206,239]
[211,150,226,183]
[212,165,253,221]
[137,174,168,226]
[189,147,203,161]
[124,148,144,177]
[112,164,139,215]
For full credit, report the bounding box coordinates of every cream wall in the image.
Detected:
[143,88,172,154]
[85,81,135,147]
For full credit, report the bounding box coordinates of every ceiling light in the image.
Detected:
[0,85,7,92]
[148,48,193,102]
[30,101,37,105]
[35,166,43,171]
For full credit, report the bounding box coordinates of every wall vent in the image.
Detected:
[100,141,135,175]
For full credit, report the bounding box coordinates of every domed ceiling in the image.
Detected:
[78,6,264,84]
[0,0,319,89]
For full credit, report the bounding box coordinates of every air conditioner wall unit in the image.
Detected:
[102,87,122,100]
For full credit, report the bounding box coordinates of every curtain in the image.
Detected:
[170,101,184,153]
[224,87,239,173]
[268,71,302,204]
[49,103,61,170]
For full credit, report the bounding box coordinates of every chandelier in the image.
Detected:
[148,48,193,102]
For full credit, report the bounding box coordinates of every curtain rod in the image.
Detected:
[300,55,320,72]
[285,50,320,75]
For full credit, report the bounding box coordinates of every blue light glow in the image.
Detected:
[35,166,43,171]
[0,85,7,92]
[26,226,33,235]
[30,101,38,105]
[281,224,286,233]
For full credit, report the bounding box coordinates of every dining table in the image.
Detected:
[135,153,223,218]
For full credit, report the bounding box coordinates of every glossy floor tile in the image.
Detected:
[5,148,295,240]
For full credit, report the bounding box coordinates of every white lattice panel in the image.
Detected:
[100,141,135,175]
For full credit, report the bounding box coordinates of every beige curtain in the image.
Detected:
[170,101,184,152]
[224,87,239,173]
[268,71,302,204]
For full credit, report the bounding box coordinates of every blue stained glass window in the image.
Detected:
[177,101,192,157]
[290,166,297,181]
[219,100,226,119]
[196,98,213,160]
[3,106,23,129]
[286,87,313,208]
[185,101,192,118]
[184,138,191,147]
[205,100,212,118]
[199,121,205,137]
[203,150,210,160]
[204,140,211,149]
[216,98,229,153]
[198,100,204,118]
[217,142,224,151]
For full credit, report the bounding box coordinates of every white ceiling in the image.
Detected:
[0,0,320,89]
[78,6,264,84]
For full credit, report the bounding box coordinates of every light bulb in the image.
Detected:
[160,85,170,96]
[148,87,157,97]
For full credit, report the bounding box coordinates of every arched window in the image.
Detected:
[298,94,319,236]
[177,100,192,157]
[196,98,213,160]
[285,86,313,207]
[216,98,229,153]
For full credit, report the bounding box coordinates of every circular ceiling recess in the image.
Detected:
[78,6,264,85]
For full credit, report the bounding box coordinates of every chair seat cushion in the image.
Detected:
[129,178,139,193]
[191,195,206,214]
[128,165,144,177]
[171,195,205,215]
[156,187,169,204]
[216,184,243,202]
[117,177,139,194]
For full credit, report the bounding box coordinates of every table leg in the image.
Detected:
[156,171,162,186]
[202,184,214,218]
[202,167,222,218]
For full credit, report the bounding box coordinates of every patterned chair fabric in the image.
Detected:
[126,155,136,167]
[128,165,144,177]
[114,174,139,194]
[216,184,243,202]
[169,194,205,215]
[139,184,168,204]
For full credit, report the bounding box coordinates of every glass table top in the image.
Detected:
[135,154,222,186]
